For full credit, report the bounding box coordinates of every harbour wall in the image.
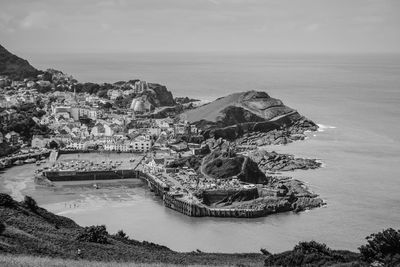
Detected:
[44,169,139,181]
[140,172,268,218]
[201,188,259,205]
[42,169,268,218]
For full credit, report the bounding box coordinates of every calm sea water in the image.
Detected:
[1,53,399,253]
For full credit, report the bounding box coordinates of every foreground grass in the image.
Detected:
[0,193,264,266]
[0,254,243,267]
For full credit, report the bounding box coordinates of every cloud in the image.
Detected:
[97,0,127,7]
[305,23,320,32]
[207,0,220,5]
[100,23,111,31]
[20,11,49,29]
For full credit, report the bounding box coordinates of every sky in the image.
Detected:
[1,0,400,54]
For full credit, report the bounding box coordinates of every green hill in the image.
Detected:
[0,44,40,80]
[0,193,264,266]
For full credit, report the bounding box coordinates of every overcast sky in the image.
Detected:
[1,0,399,54]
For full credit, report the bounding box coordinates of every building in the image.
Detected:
[65,140,87,150]
[79,108,98,120]
[131,135,152,152]
[174,122,188,136]
[0,109,17,123]
[5,131,20,145]
[31,135,50,148]
[91,123,114,137]
[36,80,52,87]
[132,80,148,94]
[107,89,123,100]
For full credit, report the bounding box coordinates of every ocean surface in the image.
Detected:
[1,53,400,253]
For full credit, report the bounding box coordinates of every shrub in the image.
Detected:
[77,225,109,244]
[0,222,5,235]
[116,230,128,240]
[264,241,360,266]
[23,196,38,211]
[0,193,14,207]
[294,240,331,255]
[359,228,400,266]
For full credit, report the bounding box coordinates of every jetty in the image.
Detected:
[39,155,268,218]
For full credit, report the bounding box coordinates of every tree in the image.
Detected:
[77,225,109,244]
[0,222,5,235]
[99,102,112,110]
[48,140,59,149]
[0,193,14,207]
[116,230,128,240]
[97,89,109,99]
[359,228,400,266]
[24,195,38,211]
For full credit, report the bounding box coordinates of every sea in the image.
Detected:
[1,52,399,253]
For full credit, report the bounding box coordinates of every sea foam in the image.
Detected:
[317,124,337,132]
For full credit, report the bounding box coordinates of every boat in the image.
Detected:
[14,160,24,165]
[24,158,37,164]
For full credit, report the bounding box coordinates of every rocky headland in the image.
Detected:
[0,44,40,79]
[182,91,317,145]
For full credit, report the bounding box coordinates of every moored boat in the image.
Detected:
[14,160,23,165]
[24,158,37,164]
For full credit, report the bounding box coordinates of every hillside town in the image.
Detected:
[0,70,204,166]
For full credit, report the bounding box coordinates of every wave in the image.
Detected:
[317,124,337,132]
[316,159,326,168]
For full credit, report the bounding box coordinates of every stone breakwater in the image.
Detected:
[43,169,138,181]
[39,168,323,218]
[140,172,323,218]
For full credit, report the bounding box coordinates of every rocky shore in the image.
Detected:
[248,150,321,172]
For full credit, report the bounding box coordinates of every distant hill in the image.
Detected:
[181,90,317,141]
[0,44,40,80]
[183,91,294,125]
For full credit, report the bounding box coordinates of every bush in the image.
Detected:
[116,230,128,240]
[0,222,5,235]
[264,241,360,266]
[294,240,331,255]
[23,196,38,211]
[359,228,400,266]
[0,193,14,207]
[77,225,109,244]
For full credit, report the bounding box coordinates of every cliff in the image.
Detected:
[0,44,39,79]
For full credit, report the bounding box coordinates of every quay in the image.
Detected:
[139,172,269,218]
[0,149,51,168]
[42,165,268,218]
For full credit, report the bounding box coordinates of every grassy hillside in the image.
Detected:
[1,193,400,266]
[0,193,264,266]
[0,254,236,267]
[181,91,294,126]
